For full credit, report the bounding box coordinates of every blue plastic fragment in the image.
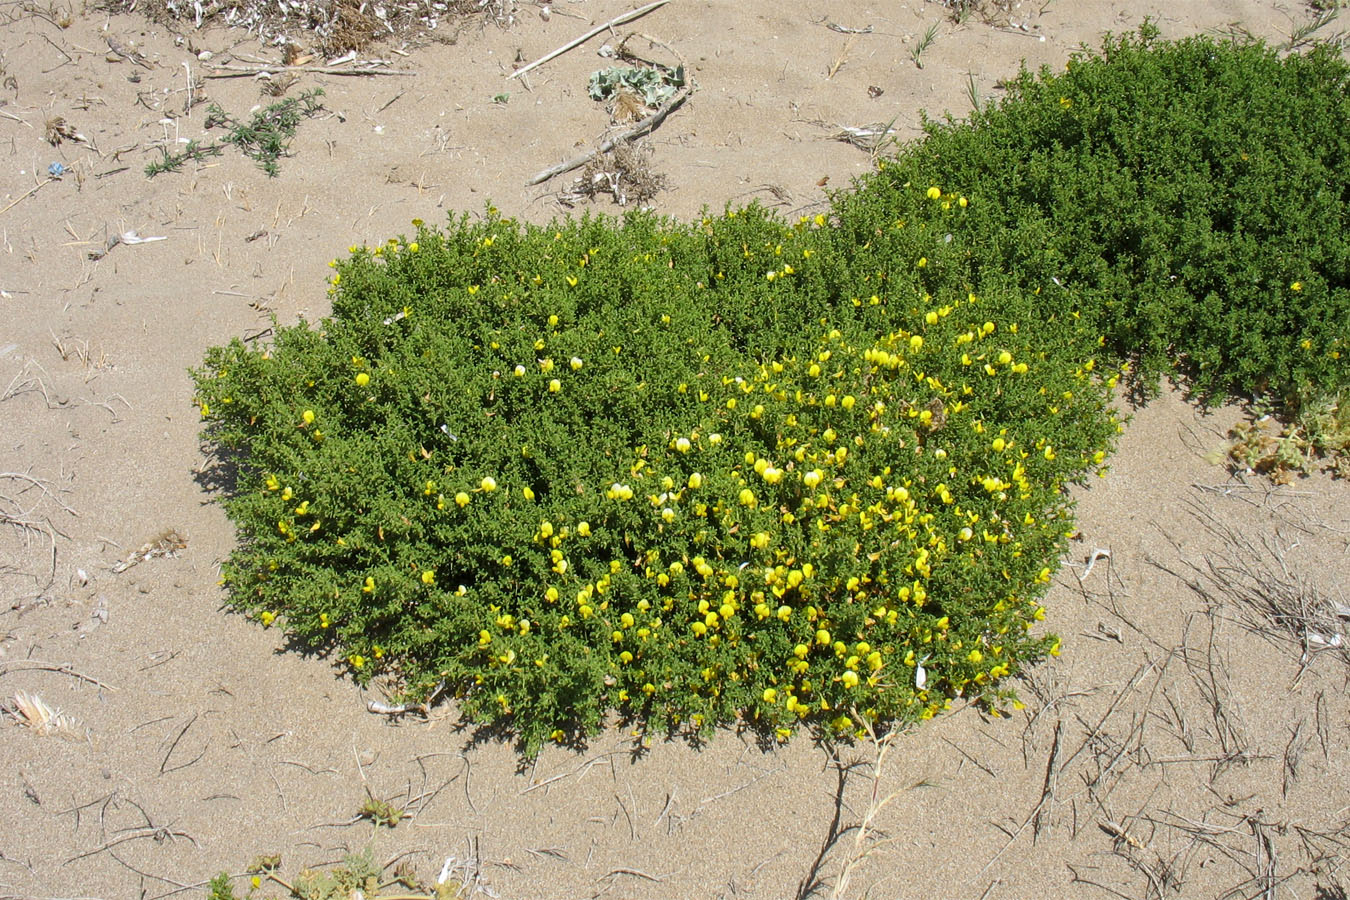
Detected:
[48,162,66,177]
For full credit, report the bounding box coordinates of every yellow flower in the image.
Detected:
[355,372,370,387]
[738,488,756,507]
[926,186,941,199]
[1291,281,1303,291]
[455,491,471,507]
[350,655,366,669]
[675,437,691,453]
[480,476,498,492]
[301,409,315,425]
[841,670,860,688]
[762,688,777,703]
[260,611,276,627]
[548,379,561,393]
[687,472,702,489]
[577,521,592,537]
[422,570,435,585]
[570,356,583,370]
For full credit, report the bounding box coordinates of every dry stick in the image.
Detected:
[600,867,666,883]
[1282,719,1307,799]
[1067,864,1136,900]
[509,0,673,81]
[0,177,57,216]
[1031,720,1063,841]
[826,35,858,80]
[0,660,117,691]
[829,718,906,900]
[978,662,1156,879]
[519,772,568,795]
[65,824,196,863]
[201,63,416,78]
[941,734,998,779]
[160,712,200,774]
[526,87,690,186]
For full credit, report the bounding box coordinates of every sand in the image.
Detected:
[2,1,1349,898]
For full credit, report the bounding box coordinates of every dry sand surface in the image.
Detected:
[3,1,1350,898]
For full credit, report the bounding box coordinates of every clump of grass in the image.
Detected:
[910,22,939,68]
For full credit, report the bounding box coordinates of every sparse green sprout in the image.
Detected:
[358,795,404,828]
[204,872,239,900]
[911,22,939,68]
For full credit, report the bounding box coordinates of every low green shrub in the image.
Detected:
[195,201,1117,753]
[835,21,1349,413]
[194,25,1348,754]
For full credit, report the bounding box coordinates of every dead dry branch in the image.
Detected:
[1171,495,1349,677]
[557,141,667,207]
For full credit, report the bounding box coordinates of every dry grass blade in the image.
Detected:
[1175,496,1348,674]
[7,690,87,740]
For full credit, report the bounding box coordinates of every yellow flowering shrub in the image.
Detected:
[195,201,1121,754]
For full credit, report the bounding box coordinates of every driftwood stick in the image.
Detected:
[526,87,690,186]
[202,63,415,78]
[508,0,673,80]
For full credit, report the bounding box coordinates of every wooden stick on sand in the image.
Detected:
[509,0,673,80]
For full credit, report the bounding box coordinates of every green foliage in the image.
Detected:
[292,851,382,900]
[195,199,1117,754]
[147,89,325,178]
[206,873,239,900]
[358,794,404,827]
[844,21,1349,415]
[193,27,1348,756]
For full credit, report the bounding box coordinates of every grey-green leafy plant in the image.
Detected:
[146,88,325,178]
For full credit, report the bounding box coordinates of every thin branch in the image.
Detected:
[509,0,673,80]
[527,87,691,186]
